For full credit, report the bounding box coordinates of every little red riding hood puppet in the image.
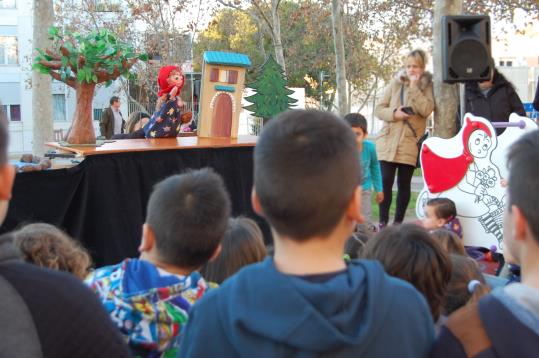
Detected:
[144,65,186,138]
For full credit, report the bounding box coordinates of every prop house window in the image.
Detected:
[210,68,238,84]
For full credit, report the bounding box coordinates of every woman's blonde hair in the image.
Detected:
[13,223,92,280]
[407,49,427,69]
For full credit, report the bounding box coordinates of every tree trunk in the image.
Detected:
[271,0,286,74]
[331,0,348,116]
[32,0,54,155]
[67,82,96,144]
[432,0,463,138]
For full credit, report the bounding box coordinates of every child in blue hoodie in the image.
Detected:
[179,109,434,357]
[86,168,231,357]
[344,112,383,229]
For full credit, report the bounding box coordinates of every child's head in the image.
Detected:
[430,229,466,256]
[143,168,231,270]
[443,254,490,316]
[126,111,150,133]
[423,197,457,230]
[344,224,373,259]
[362,223,451,321]
[343,113,368,147]
[201,217,266,284]
[0,106,14,225]
[253,109,362,241]
[13,223,92,280]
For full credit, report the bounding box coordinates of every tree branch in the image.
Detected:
[40,60,62,70]
[49,70,76,88]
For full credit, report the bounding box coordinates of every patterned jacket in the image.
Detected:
[85,258,210,358]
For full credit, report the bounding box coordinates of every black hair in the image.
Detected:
[344,224,373,259]
[254,109,361,241]
[109,96,120,105]
[146,168,231,268]
[343,113,368,134]
[507,129,539,243]
[426,197,457,221]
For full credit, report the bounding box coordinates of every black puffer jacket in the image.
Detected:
[465,70,526,134]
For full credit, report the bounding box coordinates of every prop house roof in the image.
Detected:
[203,51,251,68]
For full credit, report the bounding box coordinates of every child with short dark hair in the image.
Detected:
[344,224,373,260]
[86,168,231,357]
[13,222,92,280]
[422,197,462,239]
[344,113,383,229]
[201,217,266,284]
[180,109,434,357]
[362,223,452,322]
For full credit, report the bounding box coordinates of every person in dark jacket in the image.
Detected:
[0,108,130,358]
[430,130,539,358]
[465,67,526,135]
[179,110,434,358]
[99,96,125,139]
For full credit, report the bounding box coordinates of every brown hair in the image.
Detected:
[13,223,92,280]
[201,217,266,284]
[362,224,452,321]
[407,49,427,69]
[125,111,150,133]
[426,197,457,221]
[430,229,466,256]
[444,254,490,316]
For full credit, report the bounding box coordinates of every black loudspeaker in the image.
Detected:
[442,15,492,83]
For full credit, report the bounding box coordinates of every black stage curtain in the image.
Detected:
[1,147,271,267]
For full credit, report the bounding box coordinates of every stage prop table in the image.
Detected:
[2,136,262,267]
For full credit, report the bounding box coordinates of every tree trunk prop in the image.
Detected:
[67,82,96,144]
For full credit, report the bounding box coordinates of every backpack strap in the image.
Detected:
[446,303,492,357]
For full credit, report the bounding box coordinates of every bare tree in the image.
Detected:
[331,0,348,115]
[32,0,55,155]
[432,0,462,138]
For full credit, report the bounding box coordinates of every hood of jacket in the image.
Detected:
[465,69,514,98]
[86,258,209,354]
[396,69,433,92]
[216,257,400,354]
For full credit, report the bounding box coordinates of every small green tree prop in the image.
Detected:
[33,27,148,144]
[244,55,297,125]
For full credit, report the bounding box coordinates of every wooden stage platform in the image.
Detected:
[46,135,259,157]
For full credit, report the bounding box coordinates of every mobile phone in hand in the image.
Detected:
[401,107,415,115]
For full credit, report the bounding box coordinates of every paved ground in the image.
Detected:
[393,176,424,193]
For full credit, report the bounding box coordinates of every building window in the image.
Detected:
[93,108,103,121]
[2,104,21,121]
[53,94,66,121]
[506,61,512,67]
[0,36,18,65]
[210,68,239,84]
[0,0,16,9]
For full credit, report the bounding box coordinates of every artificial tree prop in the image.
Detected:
[244,55,297,124]
[33,27,148,144]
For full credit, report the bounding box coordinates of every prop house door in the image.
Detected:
[211,94,232,137]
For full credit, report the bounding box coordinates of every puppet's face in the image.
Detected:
[168,70,184,87]
[468,130,492,158]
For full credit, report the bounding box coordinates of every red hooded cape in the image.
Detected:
[421,117,492,193]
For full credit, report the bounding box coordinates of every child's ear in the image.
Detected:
[0,164,15,201]
[139,223,156,253]
[251,188,264,217]
[346,186,364,223]
[208,244,222,262]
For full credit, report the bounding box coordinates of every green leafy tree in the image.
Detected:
[33,27,148,144]
[244,55,297,123]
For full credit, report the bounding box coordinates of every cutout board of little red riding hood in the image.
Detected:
[415,113,537,252]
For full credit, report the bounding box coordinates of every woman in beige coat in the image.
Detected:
[375,49,434,227]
